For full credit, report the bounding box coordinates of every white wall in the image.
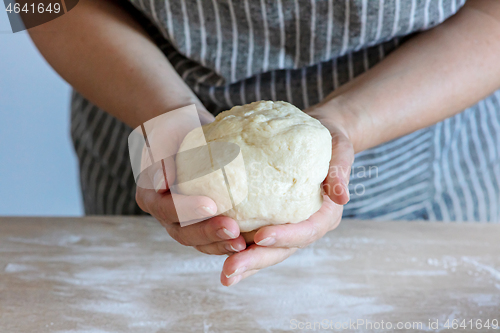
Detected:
[0,10,83,215]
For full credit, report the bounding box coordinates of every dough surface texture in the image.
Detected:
[176,101,332,232]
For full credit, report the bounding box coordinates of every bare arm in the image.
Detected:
[28,0,211,128]
[232,0,500,288]
[309,0,500,153]
[29,0,247,264]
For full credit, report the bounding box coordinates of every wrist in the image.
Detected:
[309,96,370,154]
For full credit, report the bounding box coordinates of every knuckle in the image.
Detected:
[154,199,168,222]
[154,213,168,228]
[194,245,208,254]
[302,222,328,248]
[169,228,189,247]
[216,243,226,255]
[176,233,190,246]
[305,221,321,243]
[197,244,221,256]
[200,223,213,242]
[154,216,168,228]
[300,229,321,248]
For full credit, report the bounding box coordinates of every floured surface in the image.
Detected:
[0,217,499,333]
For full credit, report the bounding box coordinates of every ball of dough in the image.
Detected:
[175,101,332,232]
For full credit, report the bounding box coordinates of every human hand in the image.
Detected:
[134,105,248,255]
[220,107,355,286]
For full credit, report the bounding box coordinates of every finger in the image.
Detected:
[221,269,259,287]
[136,187,217,224]
[323,131,354,205]
[166,215,241,246]
[221,244,298,279]
[194,236,247,255]
[240,230,257,244]
[253,196,342,248]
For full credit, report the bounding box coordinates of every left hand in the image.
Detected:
[220,106,355,286]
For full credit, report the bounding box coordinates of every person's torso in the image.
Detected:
[71,0,500,222]
[128,0,466,85]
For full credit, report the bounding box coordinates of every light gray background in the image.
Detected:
[0,10,83,215]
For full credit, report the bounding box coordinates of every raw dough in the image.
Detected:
[175,101,332,232]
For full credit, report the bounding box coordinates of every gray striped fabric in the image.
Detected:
[70,0,500,222]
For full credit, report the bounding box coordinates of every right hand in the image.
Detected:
[135,106,247,255]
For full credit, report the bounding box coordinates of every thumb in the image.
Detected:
[323,131,354,205]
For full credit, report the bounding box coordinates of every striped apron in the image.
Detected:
[71,0,500,222]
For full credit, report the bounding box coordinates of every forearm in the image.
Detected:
[28,0,208,128]
[316,0,500,153]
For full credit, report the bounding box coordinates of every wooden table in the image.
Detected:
[1,217,499,332]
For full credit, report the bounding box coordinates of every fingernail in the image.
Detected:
[228,274,243,286]
[225,266,247,279]
[217,228,236,240]
[195,205,216,217]
[256,237,276,246]
[154,169,165,193]
[225,244,240,252]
